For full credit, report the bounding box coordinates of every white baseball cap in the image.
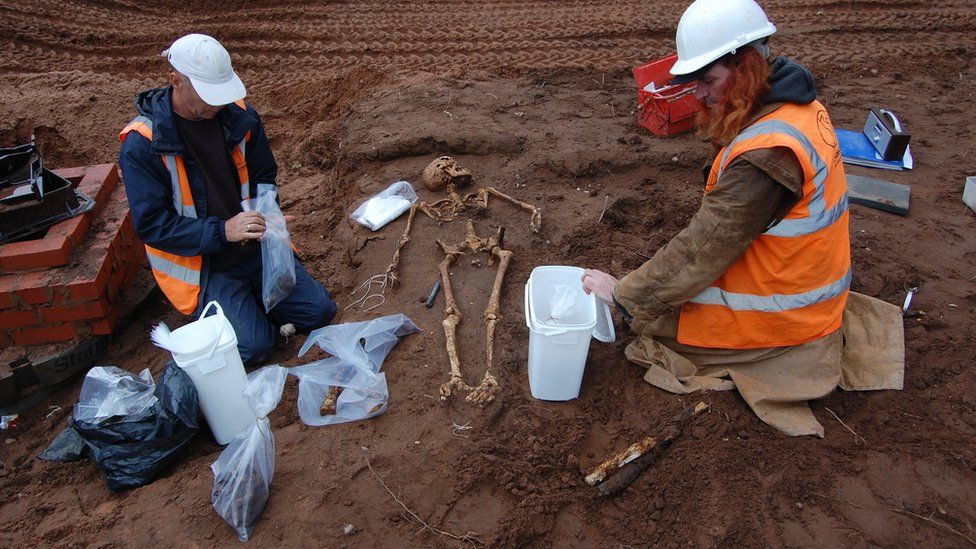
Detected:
[161,34,246,106]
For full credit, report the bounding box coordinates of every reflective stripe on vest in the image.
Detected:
[678,101,851,349]
[119,109,251,315]
[145,248,201,287]
[715,119,849,238]
[690,267,851,312]
[232,136,250,200]
[161,154,198,218]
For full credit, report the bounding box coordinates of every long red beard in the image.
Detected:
[694,50,772,146]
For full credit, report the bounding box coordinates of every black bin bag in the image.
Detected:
[39,361,200,491]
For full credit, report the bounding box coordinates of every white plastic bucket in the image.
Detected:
[524,266,615,401]
[167,301,256,444]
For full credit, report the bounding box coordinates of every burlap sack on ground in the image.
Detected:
[625,292,904,437]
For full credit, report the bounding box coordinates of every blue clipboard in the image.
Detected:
[836,129,905,170]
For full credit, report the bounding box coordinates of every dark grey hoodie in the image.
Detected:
[761,56,817,106]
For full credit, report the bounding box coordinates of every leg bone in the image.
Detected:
[467,244,512,406]
[437,241,470,400]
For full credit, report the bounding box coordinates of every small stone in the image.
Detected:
[795,502,804,510]
[360,446,369,452]
[414,440,421,445]
[343,500,353,507]
[948,304,957,308]
[343,524,355,535]
[4,438,13,444]
[671,156,679,162]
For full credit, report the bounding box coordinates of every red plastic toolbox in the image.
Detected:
[633,54,701,136]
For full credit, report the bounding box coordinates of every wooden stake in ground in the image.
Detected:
[585,401,708,496]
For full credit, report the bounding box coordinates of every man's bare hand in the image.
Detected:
[582,269,619,305]
[225,211,266,243]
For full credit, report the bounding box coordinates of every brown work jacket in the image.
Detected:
[614,103,806,323]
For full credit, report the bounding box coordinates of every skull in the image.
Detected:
[422,156,472,191]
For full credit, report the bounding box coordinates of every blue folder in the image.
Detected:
[836,129,904,170]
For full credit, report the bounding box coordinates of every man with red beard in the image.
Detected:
[581,0,902,436]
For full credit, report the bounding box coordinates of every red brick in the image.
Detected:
[0,273,28,310]
[0,273,19,293]
[88,306,120,336]
[0,273,19,309]
[107,268,126,304]
[67,257,110,301]
[47,214,91,246]
[38,292,111,323]
[0,309,39,329]
[15,271,56,305]
[119,266,137,299]
[0,163,123,274]
[0,235,72,271]
[0,330,11,348]
[52,166,88,183]
[77,163,119,215]
[12,323,76,346]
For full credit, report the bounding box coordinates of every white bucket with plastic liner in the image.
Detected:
[165,301,256,444]
[524,266,615,401]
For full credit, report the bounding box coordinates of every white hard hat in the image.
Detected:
[162,34,246,106]
[670,0,776,82]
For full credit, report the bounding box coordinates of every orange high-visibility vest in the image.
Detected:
[677,101,851,349]
[119,102,251,315]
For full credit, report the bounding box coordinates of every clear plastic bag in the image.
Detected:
[242,184,295,312]
[294,313,420,426]
[209,316,419,540]
[211,365,287,542]
[349,181,418,231]
[73,366,157,424]
[291,358,390,426]
[546,284,578,324]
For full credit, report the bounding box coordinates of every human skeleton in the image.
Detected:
[338,156,540,408]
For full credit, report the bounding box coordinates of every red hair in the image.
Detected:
[695,48,772,146]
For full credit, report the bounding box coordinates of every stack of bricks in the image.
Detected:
[0,164,146,348]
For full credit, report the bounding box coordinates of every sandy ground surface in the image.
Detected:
[1,0,975,546]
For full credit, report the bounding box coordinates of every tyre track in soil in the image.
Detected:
[2,1,976,547]
[3,0,975,80]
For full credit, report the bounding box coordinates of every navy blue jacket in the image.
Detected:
[118,86,278,311]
